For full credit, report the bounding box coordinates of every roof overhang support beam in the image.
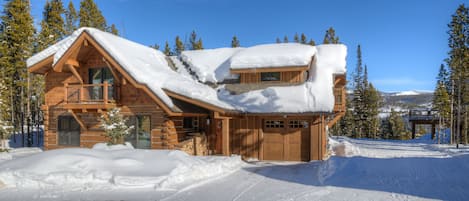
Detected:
[68,109,88,131]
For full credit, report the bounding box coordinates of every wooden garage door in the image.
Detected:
[263,119,310,161]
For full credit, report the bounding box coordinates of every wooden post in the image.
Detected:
[412,122,416,139]
[222,118,230,156]
[431,123,436,140]
[103,81,108,103]
[80,85,84,103]
[64,83,68,103]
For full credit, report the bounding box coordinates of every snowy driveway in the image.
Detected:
[1,137,469,201]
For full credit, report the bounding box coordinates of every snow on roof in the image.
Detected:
[229,43,316,69]
[27,28,233,110]
[218,45,347,113]
[27,28,347,113]
[180,48,244,83]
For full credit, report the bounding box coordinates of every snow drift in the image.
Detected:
[0,147,243,190]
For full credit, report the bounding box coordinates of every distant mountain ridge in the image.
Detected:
[380,90,434,112]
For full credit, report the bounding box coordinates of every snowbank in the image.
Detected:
[329,137,360,157]
[230,43,316,69]
[0,148,243,190]
[0,148,42,162]
[92,142,134,150]
[180,48,244,83]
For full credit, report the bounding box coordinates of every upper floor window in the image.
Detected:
[261,72,280,82]
[334,88,343,105]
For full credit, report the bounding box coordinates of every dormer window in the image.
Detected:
[261,72,280,82]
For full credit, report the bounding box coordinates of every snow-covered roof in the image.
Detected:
[229,43,317,69]
[180,47,244,83]
[27,28,347,114]
[27,28,233,111]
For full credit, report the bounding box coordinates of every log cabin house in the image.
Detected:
[27,28,347,161]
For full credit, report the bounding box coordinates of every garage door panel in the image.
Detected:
[263,133,284,161]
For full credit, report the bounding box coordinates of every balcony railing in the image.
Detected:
[64,82,119,107]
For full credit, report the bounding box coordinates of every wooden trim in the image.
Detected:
[222,118,230,156]
[68,109,88,131]
[103,58,120,84]
[230,66,309,74]
[164,89,227,114]
[67,64,83,84]
[65,59,80,67]
[53,32,86,72]
[327,112,345,128]
[28,55,54,74]
[51,31,176,116]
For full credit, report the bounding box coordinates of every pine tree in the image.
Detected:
[99,108,134,145]
[364,83,381,138]
[300,33,307,44]
[65,1,78,35]
[79,0,107,30]
[293,33,299,43]
[323,27,340,44]
[0,0,36,145]
[109,24,118,35]
[174,36,185,55]
[446,4,468,144]
[283,35,289,43]
[308,39,316,46]
[163,41,172,56]
[150,43,160,50]
[231,35,240,47]
[352,45,364,138]
[437,64,450,92]
[38,0,66,51]
[189,30,203,50]
[276,37,281,43]
[389,109,408,139]
[433,82,451,127]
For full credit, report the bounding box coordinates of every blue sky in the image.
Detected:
[25,0,466,92]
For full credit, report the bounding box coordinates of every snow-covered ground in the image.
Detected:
[1,135,468,201]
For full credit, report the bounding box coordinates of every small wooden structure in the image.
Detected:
[408,109,439,139]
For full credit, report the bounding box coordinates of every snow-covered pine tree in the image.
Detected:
[283,35,289,43]
[174,36,185,55]
[231,35,240,47]
[79,0,107,30]
[65,1,78,35]
[164,41,172,56]
[323,27,340,44]
[99,108,134,145]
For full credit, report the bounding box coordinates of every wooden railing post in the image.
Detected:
[64,83,68,103]
[103,81,108,104]
[80,85,84,103]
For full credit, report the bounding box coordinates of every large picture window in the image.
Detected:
[89,67,114,101]
[125,115,151,149]
[58,116,80,146]
[261,72,281,82]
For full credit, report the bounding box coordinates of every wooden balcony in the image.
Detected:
[64,82,119,110]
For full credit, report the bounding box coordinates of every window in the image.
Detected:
[125,115,151,149]
[183,117,199,132]
[261,72,281,82]
[264,120,284,128]
[89,68,114,101]
[289,120,309,128]
[58,116,80,146]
